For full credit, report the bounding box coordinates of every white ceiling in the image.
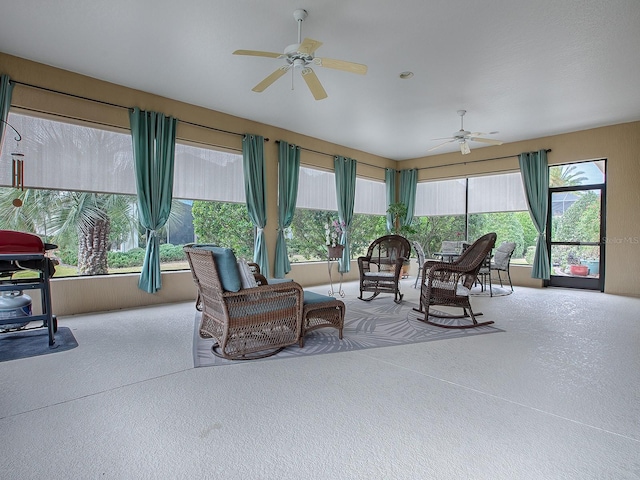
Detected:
[1,0,639,160]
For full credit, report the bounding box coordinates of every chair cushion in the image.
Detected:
[492,242,516,270]
[492,252,509,270]
[364,271,395,278]
[303,291,335,305]
[433,280,471,297]
[441,240,463,253]
[268,278,294,285]
[190,244,242,292]
[237,258,258,289]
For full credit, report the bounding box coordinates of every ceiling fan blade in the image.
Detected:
[252,66,290,92]
[233,49,282,58]
[427,139,456,152]
[469,131,500,137]
[468,137,504,145]
[301,67,328,100]
[313,57,368,75]
[460,141,471,155]
[298,38,323,55]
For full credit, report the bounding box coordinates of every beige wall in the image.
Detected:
[403,122,640,297]
[2,52,638,317]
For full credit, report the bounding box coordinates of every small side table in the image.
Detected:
[327,245,345,298]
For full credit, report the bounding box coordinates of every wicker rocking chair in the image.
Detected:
[357,235,411,304]
[415,232,497,328]
[184,245,304,360]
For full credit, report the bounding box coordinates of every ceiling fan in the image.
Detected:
[428,110,504,155]
[232,9,367,100]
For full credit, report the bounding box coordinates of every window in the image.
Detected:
[173,143,245,203]
[0,113,253,276]
[413,173,535,262]
[467,173,533,262]
[173,142,254,260]
[414,178,466,217]
[352,177,387,257]
[413,178,467,257]
[0,112,134,194]
[288,166,387,262]
[354,177,386,215]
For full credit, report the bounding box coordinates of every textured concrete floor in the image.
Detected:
[1,281,639,479]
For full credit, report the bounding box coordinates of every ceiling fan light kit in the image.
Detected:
[428,110,504,155]
[233,9,367,100]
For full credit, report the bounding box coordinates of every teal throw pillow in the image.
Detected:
[191,244,242,292]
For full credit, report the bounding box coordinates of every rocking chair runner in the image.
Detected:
[415,232,497,329]
[357,235,411,304]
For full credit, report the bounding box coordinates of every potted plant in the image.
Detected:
[386,203,417,276]
[325,217,346,259]
[386,203,416,237]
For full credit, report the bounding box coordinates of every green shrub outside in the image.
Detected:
[106,244,186,268]
[107,243,187,268]
[58,246,78,266]
[525,246,536,265]
[107,248,146,268]
[55,243,185,269]
[159,243,187,262]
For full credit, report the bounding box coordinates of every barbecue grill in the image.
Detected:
[0,230,58,346]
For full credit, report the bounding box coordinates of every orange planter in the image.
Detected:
[570,264,588,276]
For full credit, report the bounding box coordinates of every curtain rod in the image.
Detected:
[9,79,268,141]
[278,141,552,172]
[417,149,552,170]
[10,81,550,159]
[275,139,388,171]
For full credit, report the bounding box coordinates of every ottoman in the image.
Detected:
[300,291,345,347]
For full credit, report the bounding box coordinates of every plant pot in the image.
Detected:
[328,245,344,259]
[401,262,410,278]
[570,264,588,276]
[580,260,599,276]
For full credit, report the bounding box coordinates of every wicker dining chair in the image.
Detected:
[476,252,494,296]
[415,232,497,328]
[411,240,426,289]
[491,241,517,292]
[184,245,304,360]
[357,235,411,304]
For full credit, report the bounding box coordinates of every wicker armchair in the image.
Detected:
[184,245,304,360]
[416,232,496,328]
[357,235,411,304]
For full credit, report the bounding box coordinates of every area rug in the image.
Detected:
[194,282,503,367]
[0,327,78,362]
[469,284,513,297]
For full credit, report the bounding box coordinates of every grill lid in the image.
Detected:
[0,230,51,254]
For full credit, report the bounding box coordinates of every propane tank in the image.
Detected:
[0,291,32,332]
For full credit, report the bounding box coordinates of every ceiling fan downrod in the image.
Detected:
[294,9,308,44]
[458,109,467,131]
